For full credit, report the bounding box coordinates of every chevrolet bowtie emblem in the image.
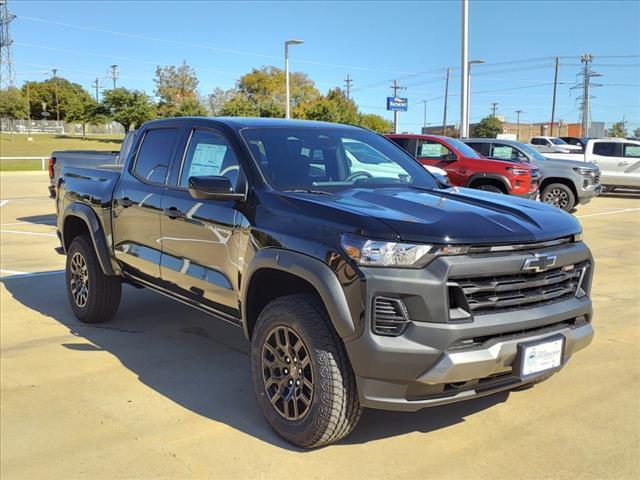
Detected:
[522,254,557,273]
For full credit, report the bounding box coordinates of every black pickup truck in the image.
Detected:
[56,117,595,448]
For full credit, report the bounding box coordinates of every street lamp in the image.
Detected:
[465,59,485,136]
[284,39,304,119]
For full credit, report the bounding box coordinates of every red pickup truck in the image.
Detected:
[386,134,539,197]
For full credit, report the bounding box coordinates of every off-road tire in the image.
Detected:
[250,294,362,448]
[541,183,576,212]
[475,183,504,194]
[66,234,121,323]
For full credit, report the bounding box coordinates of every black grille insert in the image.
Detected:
[372,297,410,336]
[451,261,590,315]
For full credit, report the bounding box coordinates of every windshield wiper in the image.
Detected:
[284,189,332,195]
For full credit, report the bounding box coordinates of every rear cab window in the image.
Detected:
[132,128,180,184]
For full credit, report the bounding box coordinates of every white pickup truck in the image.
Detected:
[542,138,640,191]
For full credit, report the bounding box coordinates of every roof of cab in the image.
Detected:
[139,116,368,132]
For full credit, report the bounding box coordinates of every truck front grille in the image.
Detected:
[451,261,590,315]
[372,296,410,336]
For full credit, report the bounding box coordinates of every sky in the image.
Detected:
[8,0,640,132]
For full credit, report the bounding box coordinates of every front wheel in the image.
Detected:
[541,183,575,212]
[66,234,121,323]
[250,294,362,448]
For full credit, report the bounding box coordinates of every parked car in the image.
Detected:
[48,130,137,198]
[56,117,594,448]
[530,136,583,154]
[464,138,601,212]
[581,138,640,191]
[386,134,539,197]
[559,136,590,150]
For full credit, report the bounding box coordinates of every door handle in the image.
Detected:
[619,161,629,166]
[121,197,133,208]
[162,207,183,219]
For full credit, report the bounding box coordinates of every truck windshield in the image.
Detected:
[516,142,547,161]
[241,127,439,192]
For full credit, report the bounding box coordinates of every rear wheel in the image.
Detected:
[250,294,362,448]
[541,183,575,212]
[66,234,121,323]
[475,183,504,194]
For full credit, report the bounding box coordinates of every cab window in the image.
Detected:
[133,128,180,184]
[593,142,618,157]
[179,129,241,189]
[623,144,640,158]
[490,144,524,161]
[416,139,452,158]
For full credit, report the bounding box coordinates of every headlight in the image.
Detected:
[340,233,467,268]
[573,167,597,177]
[506,167,529,175]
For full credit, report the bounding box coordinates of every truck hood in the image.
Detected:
[539,156,595,170]
[281,187,580,245]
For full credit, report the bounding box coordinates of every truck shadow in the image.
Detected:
[2,272,509,450]
[16,213,57,225]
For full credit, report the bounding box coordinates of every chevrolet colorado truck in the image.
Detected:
[386,134,540,197]
[464,138,601,212]
[56,117,595,448]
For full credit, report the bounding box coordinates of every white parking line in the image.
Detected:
[0,229,57,237]
[0,269,64,278]
[0,200,9,208]
[576,207,640,219]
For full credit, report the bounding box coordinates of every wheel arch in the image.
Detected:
[241,249,358,341]
[466,173,510,193]
[62,203,115,276]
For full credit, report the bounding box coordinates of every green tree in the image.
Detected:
[473,116,503,138]
[355,113,393,133]
[154,61,206,117]
[102,88,157,132]
[21,78,93,121]
[0,87,28,120]
[609,121,628,138]
[304,88,359,124]
[634,127,640,138]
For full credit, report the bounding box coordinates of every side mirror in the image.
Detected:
[442,153,458,162]
[188,176,245,201]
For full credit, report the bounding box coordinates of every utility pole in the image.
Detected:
[423,100,427,130]
[515,110,524,141]
[459,0,469,138]
[550,56,559,136]
[109,64,118,89]
[390,79,406,134]
[0,0,16,89]
[26,81,30,134]
[52,68,60,122]
[344,74,353,100]
[571,53,601,137]
[442,68,450,135]
[491,102,498,117]
[94,77,100,101]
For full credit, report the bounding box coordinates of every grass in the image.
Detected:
[0,133,124,171]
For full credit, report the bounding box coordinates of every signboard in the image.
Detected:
[387,97,408,112]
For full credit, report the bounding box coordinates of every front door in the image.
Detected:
[159,127,248,318]
[111,127,181,282]
[415,138,466,185]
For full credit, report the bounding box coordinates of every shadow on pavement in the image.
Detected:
[2,271,508,450]
[16,213,57,225]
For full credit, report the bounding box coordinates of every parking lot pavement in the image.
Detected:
[1,171,639,479]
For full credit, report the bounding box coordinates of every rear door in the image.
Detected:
[111,126,181,282]
[158,126,249,319]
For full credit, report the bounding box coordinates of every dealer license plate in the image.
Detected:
[520,337,564,377]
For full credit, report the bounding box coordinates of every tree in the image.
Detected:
[101,88,157,132]
[473,116,503,138]
[356,113,393,133]
[21,77,94,121]
[0,87,28,120]
[154,61,207,117]
[634,127,640,138]
[304,88,359,124]
[609,121,627,138]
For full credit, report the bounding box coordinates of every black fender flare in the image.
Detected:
[241,248,356,340]
[465,172,511,191]
[62,202,115,276]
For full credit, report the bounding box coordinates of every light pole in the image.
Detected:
[460,0,469,138]
[466,59,485,136]
[284,39,303,119]
[515,110,524,141]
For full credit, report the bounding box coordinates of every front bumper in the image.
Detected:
[577,182,601,204]
[343,241,594,412]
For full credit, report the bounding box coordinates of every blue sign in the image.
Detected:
[387,97,408,112]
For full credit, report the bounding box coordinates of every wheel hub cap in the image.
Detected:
[69,252,89,308]
[261,325,313,421]
[544,188,569,208]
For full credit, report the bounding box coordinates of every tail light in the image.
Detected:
[48,157,55,179]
